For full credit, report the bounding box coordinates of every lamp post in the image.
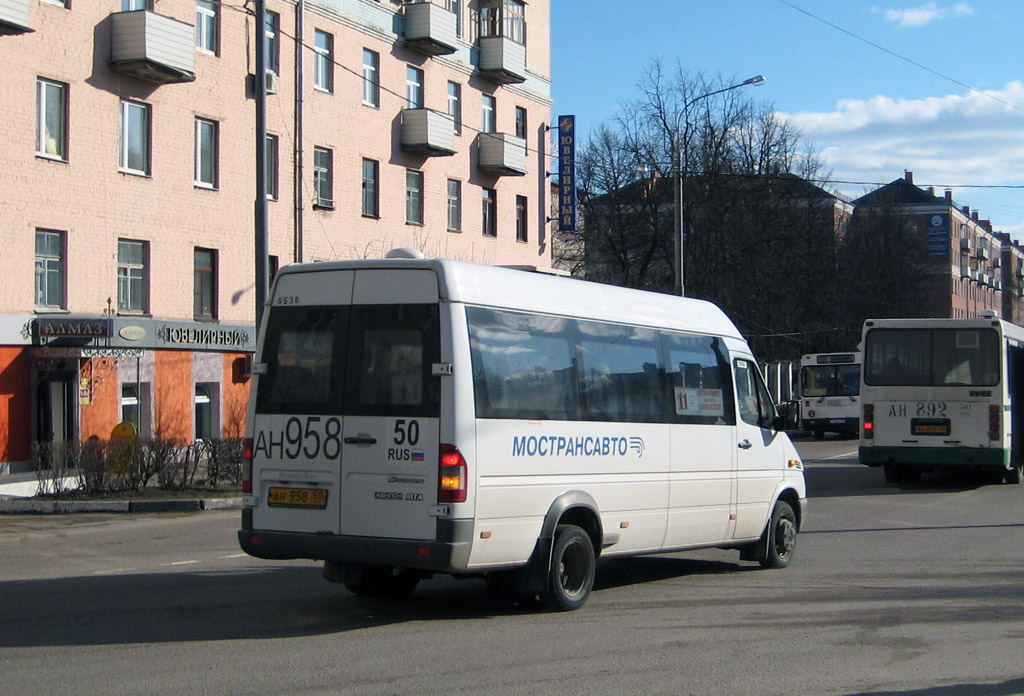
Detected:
[673,75,765,296]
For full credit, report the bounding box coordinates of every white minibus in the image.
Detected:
[860,313,1024,483]
[238,254,807,610]
[799,352,861,439]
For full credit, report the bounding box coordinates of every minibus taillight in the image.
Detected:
[242,437,253,494]
[439,444,467,503]
[863,404,874,439]
[990,405,1001,441]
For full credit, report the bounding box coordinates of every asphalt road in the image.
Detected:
[2,435,1024,695]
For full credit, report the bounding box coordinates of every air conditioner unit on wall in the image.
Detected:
[264,69,278,95]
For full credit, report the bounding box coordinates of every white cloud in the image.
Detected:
[783,82,1024,233]
[876,2,974,28]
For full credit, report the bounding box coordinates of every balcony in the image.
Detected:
[477,132,526,176]
[403,2,457,56]
[478,36,526,84]
[401,109,456,156]
[0,0,31,34]
[109,10,195,84]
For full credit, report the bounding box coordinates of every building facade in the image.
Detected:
[0,0,552,473]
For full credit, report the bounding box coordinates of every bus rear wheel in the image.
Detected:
[1005,465,1023,484]
[542,525,595,612]
[883,465,903,483]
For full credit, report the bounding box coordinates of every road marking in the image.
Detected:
[166,560,199,566]
[94,568,136,575]
[221,553,248,559]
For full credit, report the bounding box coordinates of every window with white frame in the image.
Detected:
[36,78,67,161]
[121,384,140,428]
[119,99,149,175]
[362,158,379,217]
[447,81,461,135]
[482,94,496,133]
[35,229,64,309]
[264,11,280,75]
[122,0,150,10]
[480,0,525,43]
[265,134,278,200]
[516,195,527,242]
[195,1,217,54]
[482,188,496,237]
[406,169,424,224]
[406,66,424,109]
[194,117,218,188]
[314,30,333,92]
[117,239,147,313]
[194,247,216,319]
[313,147,333,208]
[447,179,462,232]
[362,49,379,107]
[194,384,217,440]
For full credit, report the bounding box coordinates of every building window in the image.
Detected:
[122,0,150,10]
[482,188,496,237]
[35,229,64,309]
[194,117,218,188]
[264,10,279,75]
[194,248,216,319]
[195,1,217,54]
[36,78,67,161]
[313,30,333,92]
[516,195,527,242]
[447,179,462,232]
[265,134,278,200]
[406,65,424,109]
[362,159,379,217]
[121,384,139,428]
[119,100,150,176]
[117,239,147,313]
[515,106,527,139]
[313,147,333,208]
[406,169,424,225]
[447,81,461,135]
[362,49,380,107]
[444,0,462,37]
[482,94,496,133]
[480,0,525,43]
[195,384,216,440]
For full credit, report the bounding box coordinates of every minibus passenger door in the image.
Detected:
[733,359,789,540]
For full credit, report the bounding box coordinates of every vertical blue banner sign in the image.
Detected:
[926,213,949,257]
[557,115,577,231]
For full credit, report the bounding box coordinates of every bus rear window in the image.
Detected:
[864,328,999,387]
[256,304,440,417]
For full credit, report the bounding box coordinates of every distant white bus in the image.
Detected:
[799,352,861,439]
[859,314,1024,484]
[238,254,807,610]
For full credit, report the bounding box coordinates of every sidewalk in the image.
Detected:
[0,472,241,514]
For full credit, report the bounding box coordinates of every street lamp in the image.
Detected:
[673,75,765,296]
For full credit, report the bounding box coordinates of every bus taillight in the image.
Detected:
[242,437,253,494]
[863,404,874,439]
[990,405,1001,441]
[439,444,467,503]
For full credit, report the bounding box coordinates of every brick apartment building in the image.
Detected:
[852,172,1024,323]
[0,0,551,474]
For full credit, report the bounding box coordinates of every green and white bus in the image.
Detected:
[859,313,1024,484]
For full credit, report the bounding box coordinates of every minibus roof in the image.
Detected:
[276,257,744,340]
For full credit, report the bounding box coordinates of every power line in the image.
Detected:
[776,0,1024,114]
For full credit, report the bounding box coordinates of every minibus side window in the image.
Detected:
[663,333,735,425]
[735,359,774,429]
[576,320,664,423]
[467,307,579,421]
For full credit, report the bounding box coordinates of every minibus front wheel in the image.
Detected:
[759,501,797,569]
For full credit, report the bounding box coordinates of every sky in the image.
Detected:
[550,0,1024,240]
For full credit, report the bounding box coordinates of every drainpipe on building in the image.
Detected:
[254,0,270,330]
[294,0,304,264]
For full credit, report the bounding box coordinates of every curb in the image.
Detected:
[0,497,242,515]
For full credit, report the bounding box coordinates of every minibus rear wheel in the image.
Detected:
[542,524,595,611]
